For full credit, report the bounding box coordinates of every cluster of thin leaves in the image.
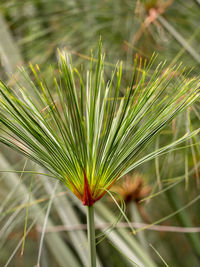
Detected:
[0,43,200,205]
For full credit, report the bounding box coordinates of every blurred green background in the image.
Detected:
[0,1,200,266]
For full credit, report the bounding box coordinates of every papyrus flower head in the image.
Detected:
[0,42,199,205]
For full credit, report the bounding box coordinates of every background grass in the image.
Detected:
[0,1,200,266]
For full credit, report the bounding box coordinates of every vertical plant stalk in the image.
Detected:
[129,202,150,255]
[0,12,22,74]
[166,189,200,260]
[87,205,96,267]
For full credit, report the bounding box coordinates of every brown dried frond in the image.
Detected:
[113,173,151,204]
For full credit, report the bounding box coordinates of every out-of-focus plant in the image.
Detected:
[0,42,200,266]
[113,173,151,204]
[1,0,200,70]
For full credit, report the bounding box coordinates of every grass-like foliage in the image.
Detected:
[0,42,199,206]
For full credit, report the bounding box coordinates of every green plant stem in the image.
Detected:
[166,189,200,260]
[87,205,96,267]
[129,202,150,255]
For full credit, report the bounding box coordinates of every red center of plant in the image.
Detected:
[82,168,95,206]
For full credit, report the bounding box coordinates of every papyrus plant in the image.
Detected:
[0,43,199,266]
